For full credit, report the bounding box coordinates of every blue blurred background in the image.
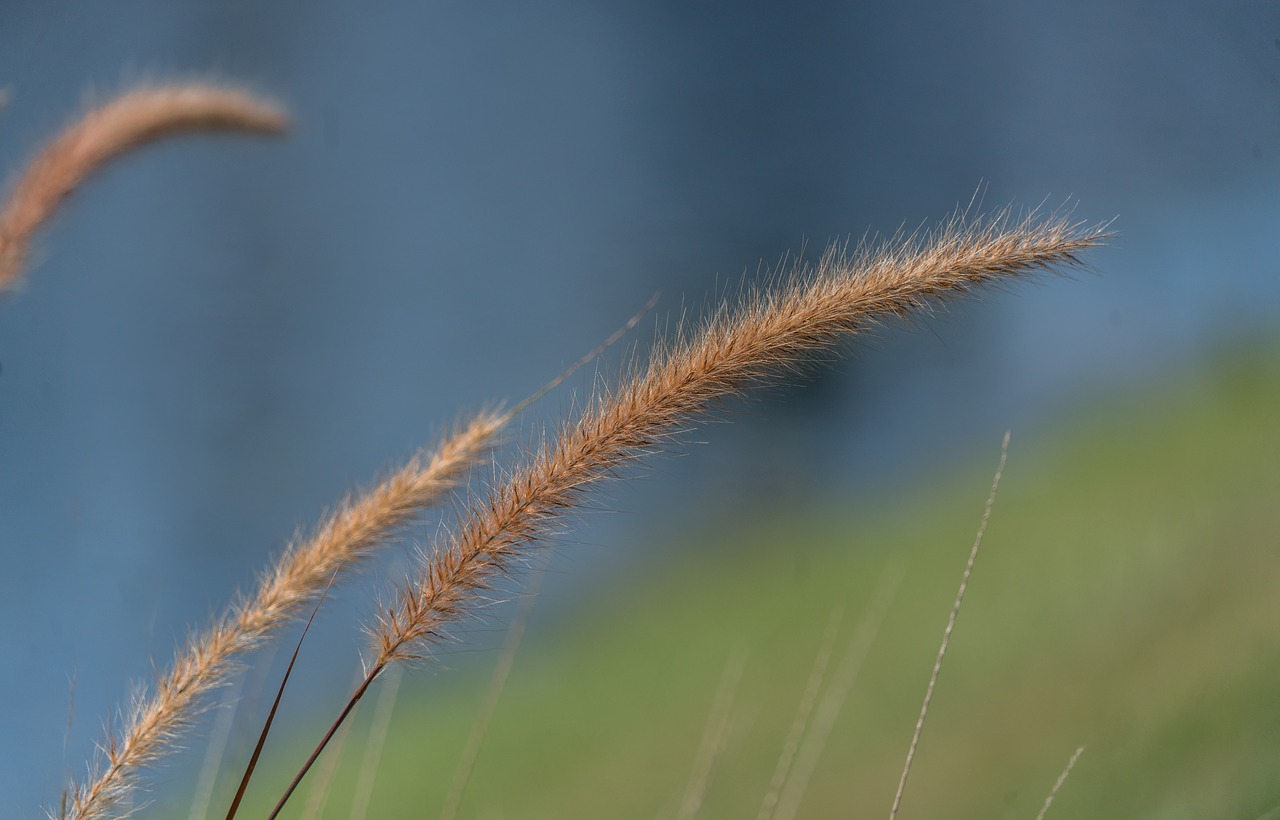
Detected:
[1,2,1278,816]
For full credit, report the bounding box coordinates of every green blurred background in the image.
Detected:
[213,346,1280,818]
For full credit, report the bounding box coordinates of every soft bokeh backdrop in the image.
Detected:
[1,2,1278,817]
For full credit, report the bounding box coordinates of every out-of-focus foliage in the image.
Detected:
[215,343,1280,819]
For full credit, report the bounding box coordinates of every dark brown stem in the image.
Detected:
[225,573,336,820]
[266,663,384,820]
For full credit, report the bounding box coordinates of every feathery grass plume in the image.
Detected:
[269,210,1105,811]
[63,412,505,820]
[63,292,655,820]
[0,84,287,292]
[61,282,655,820]
[372,212,1100,669]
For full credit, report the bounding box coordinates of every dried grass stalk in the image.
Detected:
[370,212,1104,671]
[889,431,1009,820]
[64,268,652,820]
[1035,746,1085,820]
[676,646,750,820]
[0,84,287,291]
[757,607,844,820]
[64,412,504,820]
[771,562,904,820]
